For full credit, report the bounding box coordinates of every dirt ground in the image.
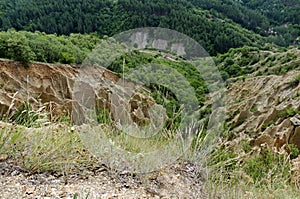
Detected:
[0,160,207,199]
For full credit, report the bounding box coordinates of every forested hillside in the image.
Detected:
[0,0,267,55]
[0,30,101,65]
[0,1,300,198]
[1,0,299,55]
[1,0,298,55]
[189,0,300,46]
[242,0,300,24]
[189,0,270,34]
[241,0,300,46]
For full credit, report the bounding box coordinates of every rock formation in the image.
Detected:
[0,60,160,127]
[226,70,300,151]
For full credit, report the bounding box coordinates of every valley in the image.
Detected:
[0,0,299,198]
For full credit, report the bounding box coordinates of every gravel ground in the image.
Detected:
[0,160,207,199]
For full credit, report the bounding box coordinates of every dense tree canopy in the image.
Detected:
[242,0,300,25]
[0,30,101,65]
[189,0,300,46]
[0,0,266,55]
[0,0,298,55]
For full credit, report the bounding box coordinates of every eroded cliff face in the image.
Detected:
[0,61,75,117]
[0,60,157,125]
[226,70,300,150]
[225,70,300,181]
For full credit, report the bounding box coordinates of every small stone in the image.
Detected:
[0,154,8,161]
[25,187,35,195]
[290,117,300,126]
[11,170,19,176]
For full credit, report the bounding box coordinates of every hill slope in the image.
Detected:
[0,0,265,55]
[1,0,298,54]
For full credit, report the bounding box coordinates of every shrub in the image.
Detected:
[10,102,47,127]
[59,52,76,64]
[208,147,237,171]
[250,106,258,113]
[0,31,35,67]
[289,74,300,87]
[288,144,300,159]
[242,140,252,153]
[261,120,275,131]
[279,108,299,119]
[227,64,242,77]
[242,148,290,184]
[96,108,111,125]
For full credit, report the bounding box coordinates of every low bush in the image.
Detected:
[289,74,300,87]
[279,108,300,119]
[10,102,47,127]
[242,148,290,185]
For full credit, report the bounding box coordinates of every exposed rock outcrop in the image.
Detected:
[226,70,300,150]
[0,60,160,126]
[220,69,300,183]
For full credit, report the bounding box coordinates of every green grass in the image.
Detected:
[279,108,300,119]
[205,140,300,198]
[261,120,275,131]
[0,104,203,174]
[1,107,300,198]
[1,51,300,197]
[0,123,94,174]
[289,74,300,87]
[206,183,300,199]
[215,46,300,79]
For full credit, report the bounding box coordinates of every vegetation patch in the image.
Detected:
[278,108,300,119]
[261,120,275,131]
[289,74,300,87]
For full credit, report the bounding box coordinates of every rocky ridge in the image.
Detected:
[226,69,300,183]
[0,60,157,126]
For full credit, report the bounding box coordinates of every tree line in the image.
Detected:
[0,30,101,66]
[0,0,267,55]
